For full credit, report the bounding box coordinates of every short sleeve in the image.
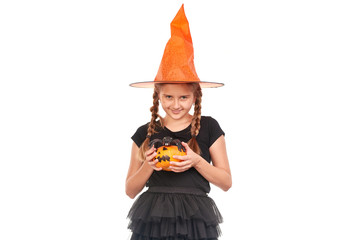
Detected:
[208,117,225,147]
[131,123,149,147]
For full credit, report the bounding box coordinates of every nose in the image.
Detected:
[173,99,180,108]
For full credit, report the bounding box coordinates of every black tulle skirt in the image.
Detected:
[127,186,223,240]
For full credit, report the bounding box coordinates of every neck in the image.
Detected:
[164,114,193,131]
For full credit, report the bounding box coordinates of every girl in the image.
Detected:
[126,5,231,240]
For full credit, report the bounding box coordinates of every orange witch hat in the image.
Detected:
[130,4,224,88]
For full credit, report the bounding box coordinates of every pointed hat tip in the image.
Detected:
[174,3,186,20]
[171,3,190,34]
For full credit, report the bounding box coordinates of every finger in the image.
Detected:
[169,163,190,172]
[170,160,191,167]
[169,164,182,172]
[148,159,158,165]
[148,159,162,171]
[181,141,191,151]
[146,146,156,156]
[172,155,188,161]
[170,167,183,173]
[147,151,157,159]
[146,151,157,162]
[154,168,162,171]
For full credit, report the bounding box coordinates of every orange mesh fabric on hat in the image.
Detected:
[154,4,200,83]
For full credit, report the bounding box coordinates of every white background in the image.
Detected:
[1,0,359,239]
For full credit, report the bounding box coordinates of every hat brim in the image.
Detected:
[129,81,224,88]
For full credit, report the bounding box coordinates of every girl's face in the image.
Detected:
[158,84,195,122]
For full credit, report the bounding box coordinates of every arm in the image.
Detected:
[171,135,232,191]
[195,135,232,191]
[125,142,160,199]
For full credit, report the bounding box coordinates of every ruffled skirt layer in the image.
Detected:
[127,187,222,240]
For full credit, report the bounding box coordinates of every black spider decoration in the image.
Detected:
[149,136,186,152]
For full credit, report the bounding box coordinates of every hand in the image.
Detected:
[145,146,162,171]
[170,142,201,173]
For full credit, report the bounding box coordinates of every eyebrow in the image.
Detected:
[162,94,191,97]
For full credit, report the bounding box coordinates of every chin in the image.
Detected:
[167,112,186,120]
[169,114,184,120]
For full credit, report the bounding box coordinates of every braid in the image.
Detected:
[148,90,160,136]
[138,87,162,162]
[188,83,202,155]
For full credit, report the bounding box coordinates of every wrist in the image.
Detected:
[193,155,205,168]
[142,159,155,173]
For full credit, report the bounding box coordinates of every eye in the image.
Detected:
[165,95,173,99]
[180,95,191,100]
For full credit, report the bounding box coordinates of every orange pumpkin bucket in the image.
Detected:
[155,145,186,171]
[149,137,187,171]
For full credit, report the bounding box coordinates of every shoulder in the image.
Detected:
[199,116,225,146]
[131,122,149,147]
[135,122,149,134]
[200,116,222,128]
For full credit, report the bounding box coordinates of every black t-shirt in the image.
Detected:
[131,116,224,193]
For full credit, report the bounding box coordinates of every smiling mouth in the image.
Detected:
[171,109,182,114]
